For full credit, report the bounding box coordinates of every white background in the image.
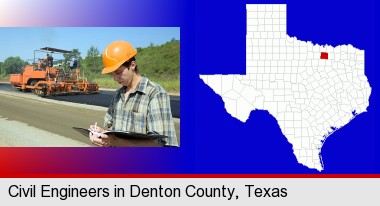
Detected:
[1,178,379,205]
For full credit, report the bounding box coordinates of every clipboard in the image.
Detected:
[72,127,168,140]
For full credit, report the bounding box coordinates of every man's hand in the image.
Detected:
[88,124,111,147]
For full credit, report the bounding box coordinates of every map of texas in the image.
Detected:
[199,4,371,171]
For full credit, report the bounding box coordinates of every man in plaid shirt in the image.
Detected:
[88,40,178,147]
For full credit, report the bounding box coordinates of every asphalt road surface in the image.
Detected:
[0,82,180,146]
[46,90,180,118]
[0,91,105,146]
[0,82,180,118]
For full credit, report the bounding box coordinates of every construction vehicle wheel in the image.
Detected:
[41,84,47,97]
[31,80,38,86]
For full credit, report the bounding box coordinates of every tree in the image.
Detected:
[83,45,102,75]
[2,56,28,74]
[0,62,3,75]
[136,47,143,53]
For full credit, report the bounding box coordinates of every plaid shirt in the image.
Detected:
[104,76,178,146]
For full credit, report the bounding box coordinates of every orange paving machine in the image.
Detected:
[9,47,99,97]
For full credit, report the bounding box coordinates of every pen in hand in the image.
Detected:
[91,122,103,137]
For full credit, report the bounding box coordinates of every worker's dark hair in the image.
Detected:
[122,56,139,74]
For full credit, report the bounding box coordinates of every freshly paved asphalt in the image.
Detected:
[0,82,180,118]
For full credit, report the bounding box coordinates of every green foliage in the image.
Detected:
[92,77,120,89]
[82,45,102,77]
[0,63,8,80]
[2,56,28,74]
[135,40,180,80]
[148,76,180,93]
[136,47,143,53]
[93,76,180,93]
[0,61,3,74]
[0,73,8,80]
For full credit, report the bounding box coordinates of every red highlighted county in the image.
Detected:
[320,52,328,59]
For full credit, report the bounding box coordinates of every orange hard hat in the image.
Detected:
[102,40,137,74]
